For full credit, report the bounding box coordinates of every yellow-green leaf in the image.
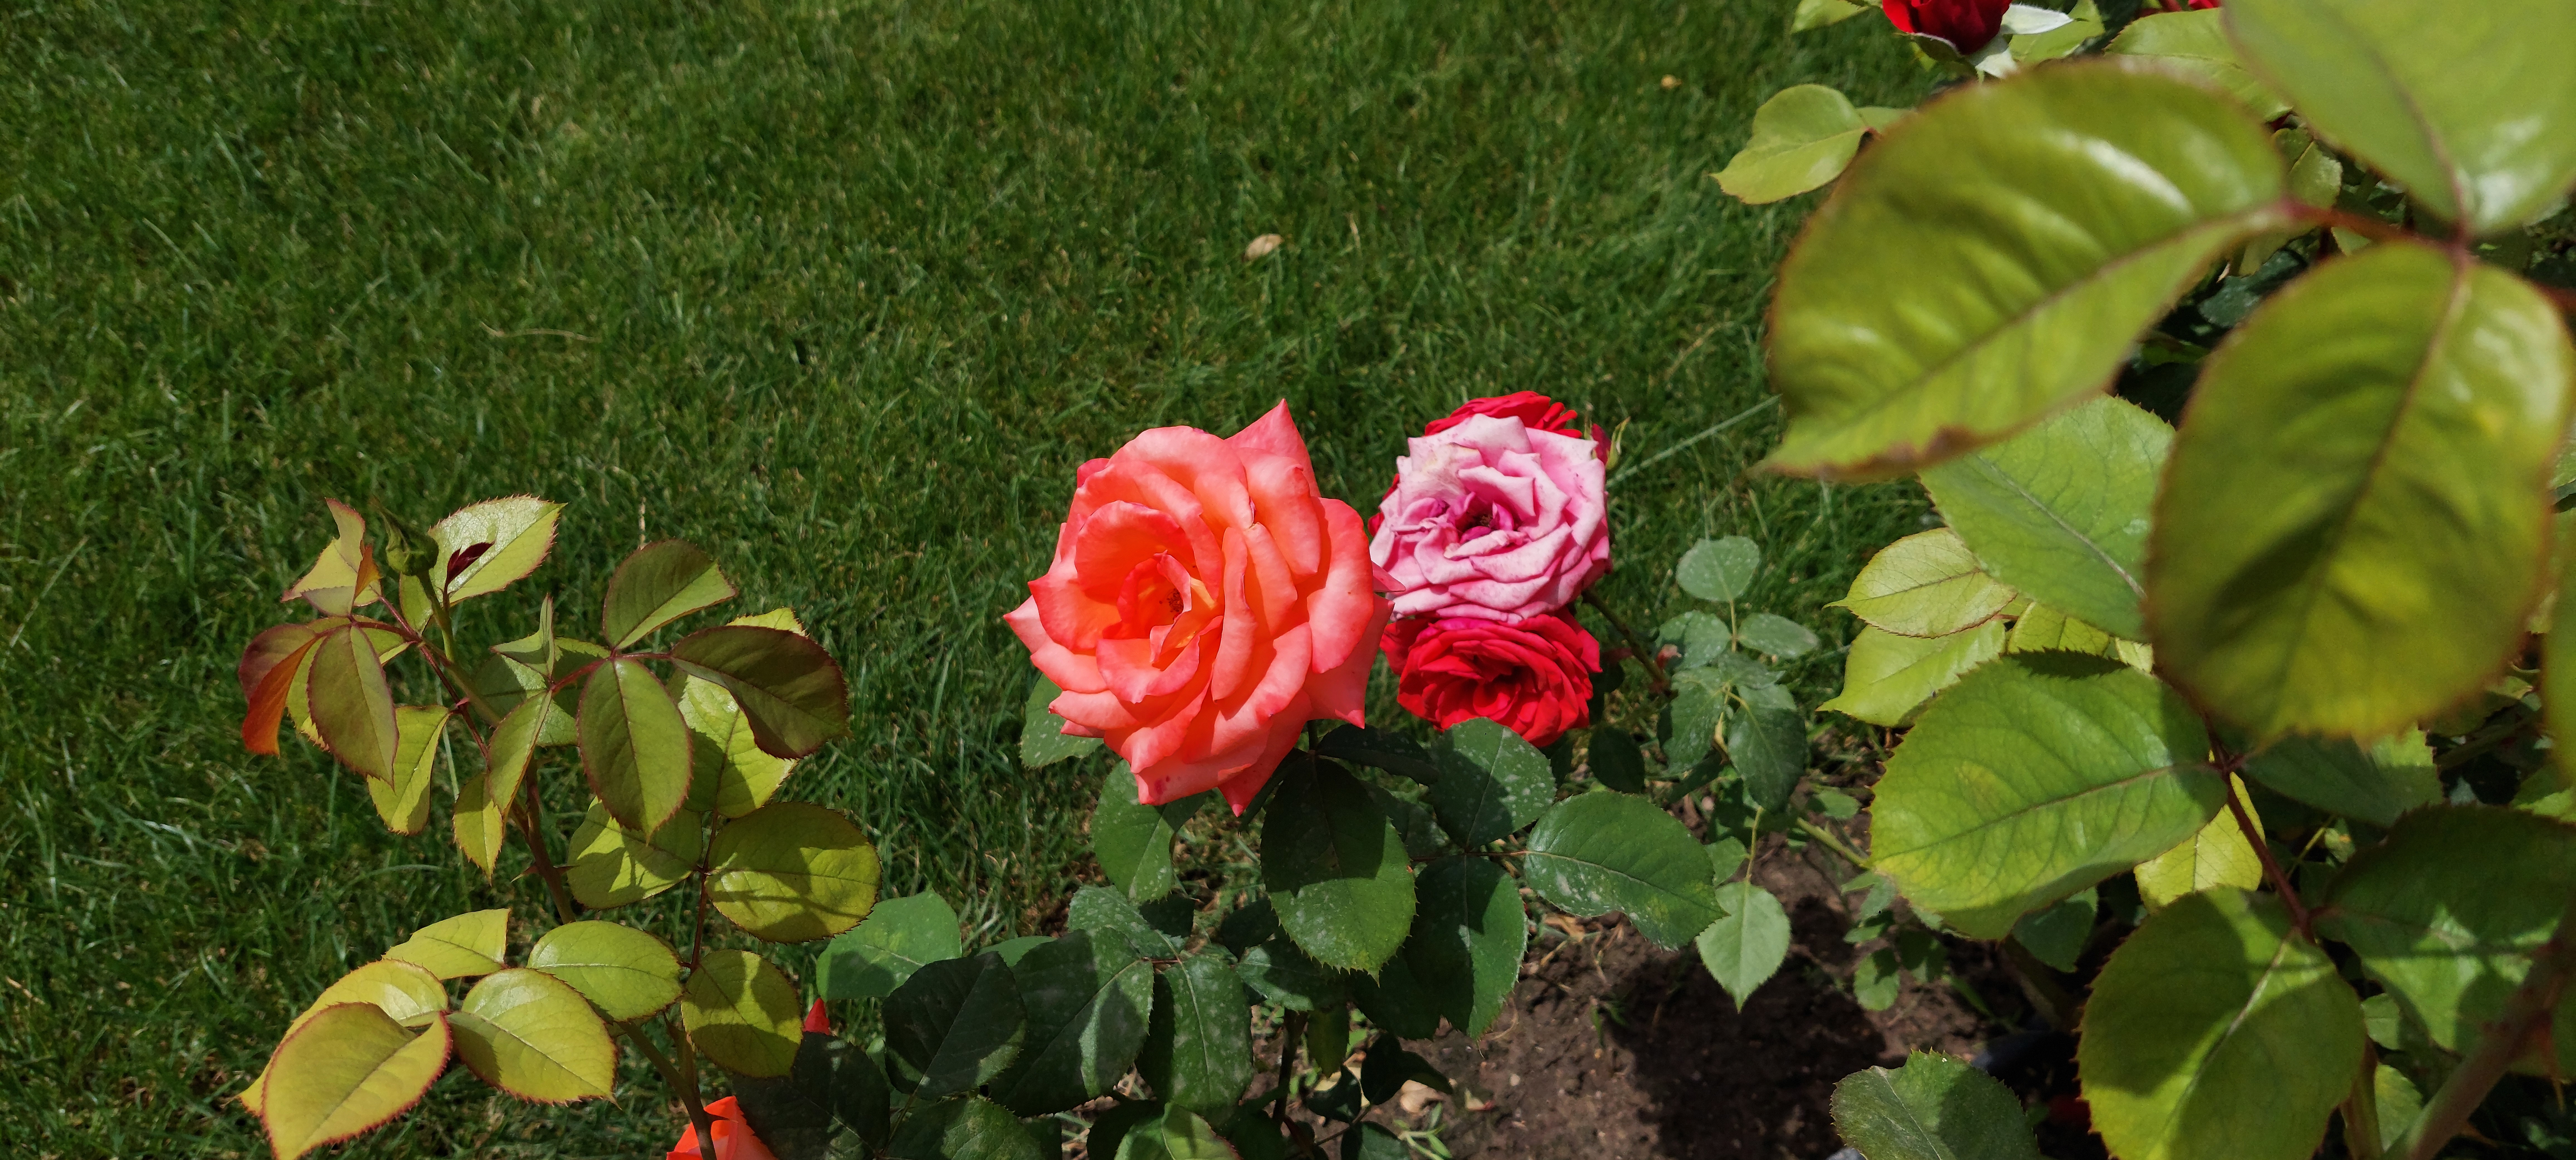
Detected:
[1764,62,2287,480]
[682,949,803,1078]
[453,772,508,878]
[1716,85,1868,205]
[308,624,400,782]
[709,802,882,943]
[281,498,381,615]
[2008,604,2151,671]
[431,495,564,603]
[450,968,616,1103]
[1830,527,2016,638]
[2135,776,2264,910]
[2107,10,2287,118]
[1819,621,2007,727]
[240,959,449,1115]
[384,908,509,979]
[526,921,684,1022]
[368,706,450,836]
[257,1003,451,1160]
[677,672,796,818]
[601,539,736,648]
[482,689,551,810]
[565,801,703,910]
[2148,241,2573,740]
[1921,396,2169,641]
[578,657,694,835]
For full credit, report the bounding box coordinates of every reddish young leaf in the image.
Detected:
[240,620,334,756]
[282,499,382,614]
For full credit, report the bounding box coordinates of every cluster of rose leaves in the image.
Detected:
[1005,393,1614,811]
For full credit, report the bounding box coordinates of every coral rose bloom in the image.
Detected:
[1371,413,1609,622]
[1008,402,1388,811]
[1382,611,1599,748]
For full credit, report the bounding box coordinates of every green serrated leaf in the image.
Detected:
[1921,396,2168,641]
[578,657,694,835]
[991,931,1154,1115]
[256,1004,450,1160]
[885,952,1025,1099]
[1833,528,2017,639]
[2135,776,2263,911]
[525,920,682,1022]
[1092,766,1206,903]
[2107,10,2286,118]
[1792,0,1870,33]
[2149,241,2572,740]
[1261,759,1416,972]
[601,540,736,648]
[2080,890,2363,1160]
[1236,937,1345,1012]
[385,908,508,979]
[1349,954,1441,1041]
[309,624,401,782]
[669,624,850,759]
[1870,655,2224,939]
[1522,792,1721,949]
[1735,613,1819,659]
[450,968,616,1103]
[708,801,880,943]
[1833,1051,2045,1160]
[819,892,965,1001]
[1821,622,2006,727]
[2011,888,2098,974]
[732,1032,891,1158]
[1427,718,1555,847]
[1765,63,2287,479]
[1068,885,1181,961]
[1588,728,1648,794]
[368,706,449,836]
[1314,724,1440,785]
[1140,949,1252,1116]
[1020,674,1104,769]
[430,496,563,603]
[887,1095,1045,1160]
[564,801,702,910]
[2227,0,2576,237]
[1112,1106,1235,1160]
[1697,882,1789,1008]
[1725,684,1806,813]
[1677,537,1761,602]
[682,949,805,1079]
[1716,85,1868,205]
[452,772,507,878]
[676,671,796,818]
[1664,668,1729,771]
[1405,857,1526,1038]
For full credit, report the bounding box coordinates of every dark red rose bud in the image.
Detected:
[1882,0,2011,49]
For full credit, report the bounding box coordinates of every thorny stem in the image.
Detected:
[2392,891,2576,1160]
[1581,589,1669,696]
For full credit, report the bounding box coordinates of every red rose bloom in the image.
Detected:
[1381,610,1599,747]
[1882,0,2010,49]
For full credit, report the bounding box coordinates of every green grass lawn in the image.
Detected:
[0,0,1924,1152]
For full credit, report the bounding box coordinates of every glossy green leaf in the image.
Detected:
[1664,667,1728,770]
[1724,684,1805,813]
[1660,610,1736,673]
[709,801,880,943]
[1314,724,1439,785]
[578,657,693,834]
[564,801,702,910]
[1068,885,1181,960]
[1832,1051,2045,1160]
[256,1004,450,1160]
[2079,890,2363,1160]
[600,539,736,647]
[670,625,850,759]
[888,1095,1045,1160]
[1587,727,1647,794]
[1697,881,1790,1008]
[1092,766,1205,902]
[1716,85,1868,205]
[991,931,1154,1115]
[1358,1038,1450,1105]
[431,496,563,602]
[450,968,615,1102]
[1765,62,2287,479]
[1870,655,2225,939]
[1735,613,1819,659]
[1792,0,1870,32]
[984,936,1052,966]
[2136,776,2263,910]
[1020,674,1104,769]
[1921,396,2168,640]
[368,706,449,836]
[1834,529,2016,639]
[683,949,806,1078]
[309,624,400,782]
[452,772,507,878]
[1677,536,1761,602]
[1404,857,1526,1038]
[676,671,795,818]
[2005,603,2150,670]
[885,951,1026,1099]
[525,921,683,1022]
[1523,791,1722,948]
[1348,954,1441,1041]
[1140,949,1252,1117]
[385,908,508,979]
[2226,0,2576,236]
[482,690,550,811]
[2107,10,2285,118]
[2149,242,2573,739]
[732,1032,892,1158]
[2012,888,2098,974]
[1260,759,1416,972]
[1819,622,2007,727]
[1427,717,1555,847]
[1109,1107,1234,1160]
[1236,937,1345,1012]
[818,891,965,1001]
[2318,805,2576,1071]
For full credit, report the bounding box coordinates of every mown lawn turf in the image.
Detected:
[1,0,1922,1151]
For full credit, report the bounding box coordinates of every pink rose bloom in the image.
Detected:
[1370,413,1610,622]
[1007,402,1389,812]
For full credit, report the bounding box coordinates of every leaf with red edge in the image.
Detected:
[240,620,335,756]
[670,625,852,759]
[282,499,382,614]
[431,496,565,603]
[601,540,737,648]
[578,657,694,834]
[309,625,400,781]
[449,968,616,1103]
[256,1004,451,1160]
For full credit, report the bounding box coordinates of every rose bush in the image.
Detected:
[1006,402,1387,811]
[1380,610,1599,747]
[1369,410,1609,623]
